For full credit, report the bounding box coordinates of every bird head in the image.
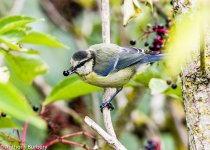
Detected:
[63,50,95,76]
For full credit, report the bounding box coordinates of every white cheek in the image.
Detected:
[76,61,93,75]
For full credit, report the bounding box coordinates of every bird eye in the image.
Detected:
[75,61,86,68]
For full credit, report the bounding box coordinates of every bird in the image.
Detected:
[63,43,165,111]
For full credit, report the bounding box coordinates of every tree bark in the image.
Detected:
[174,0,210,149]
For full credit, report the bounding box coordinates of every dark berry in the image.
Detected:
[144,42,149,47]
[153,37,163,45]
[144,140,158,150]
[166,80,172,85]
[157,24,164,29]
[1,112,6,117]
[166,18,172,27]
[130,40,136,45]
[157,31,165,36]
[63,70,69,76]
[32,105,39,112]
[149,46,155,51]
[152,26,157,31]
[171,84,177,89]
[148,140,153,144]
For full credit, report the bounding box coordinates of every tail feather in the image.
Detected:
[140,54,166,64]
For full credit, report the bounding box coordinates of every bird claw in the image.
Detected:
[100,102,115,112]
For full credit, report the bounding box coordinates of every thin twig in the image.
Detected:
[84,116,127,150]
[33,131,94,150]
[61,131,95,139]
[200,26,205,75]
[102,89,117,138]
[101,0,117,139]
[21,121,28,150]
[101,0,110,44]
[61,139,90,150]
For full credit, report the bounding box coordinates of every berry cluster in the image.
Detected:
[130,18,171,53]
[166,80,177,89]
[144,140,160,150]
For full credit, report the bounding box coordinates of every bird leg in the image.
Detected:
[100,87,123,111]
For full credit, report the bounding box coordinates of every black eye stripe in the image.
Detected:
[74,58,92,70]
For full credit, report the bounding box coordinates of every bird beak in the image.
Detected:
[63,66,75,76]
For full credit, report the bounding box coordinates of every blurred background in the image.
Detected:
[0,0,187,150]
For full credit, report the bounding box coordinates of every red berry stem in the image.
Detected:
[32,131,95,150]
[21,121,28,150]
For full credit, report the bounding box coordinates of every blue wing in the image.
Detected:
[93,56,119,76]
[115,46,165,70]
[91,44,164,76]
[91,44,120,76]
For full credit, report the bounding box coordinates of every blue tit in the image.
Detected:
[63,43,165,110]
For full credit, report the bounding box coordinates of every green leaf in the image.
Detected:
[5,53,48,84]
[19,32,67,48]
[0,117,18,129]
[134,63,164,86]
[0,37,22,50]
[122,0,142,26]
[145,0,153,11]
[0,82,46,129]
[44,75,102,105]
[163,84,182,99]
[0,16,37,34]
[149,78,168,95]
[2,29,26,42]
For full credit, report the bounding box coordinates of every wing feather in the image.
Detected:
[89,44,120,76]
[89,44,163,76]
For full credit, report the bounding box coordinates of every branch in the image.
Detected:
[101,0,118,139]
[174,1,210,149]
[102,89,117,138]
[101,0,110,44]
[84,116,127,150]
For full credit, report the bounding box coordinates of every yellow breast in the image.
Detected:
[81,68,135,88]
